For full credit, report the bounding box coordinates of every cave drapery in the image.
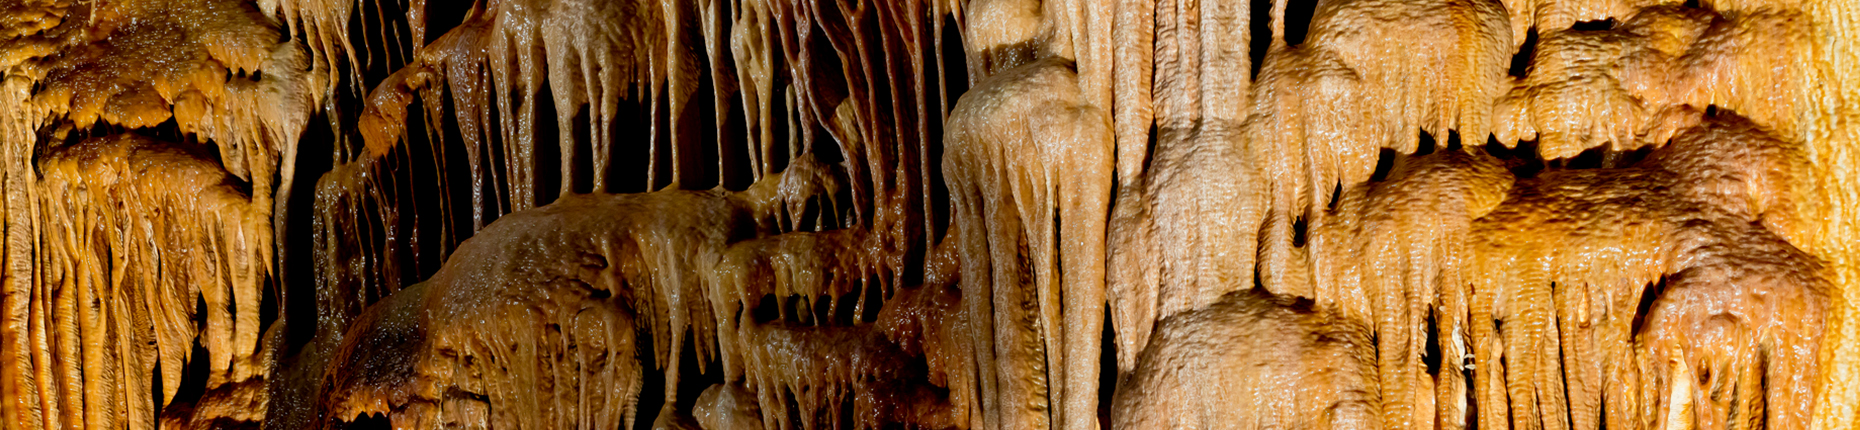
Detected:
[0,0,1856,428]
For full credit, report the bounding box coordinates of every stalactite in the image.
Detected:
[1493,6,1810,160]
[1251,0,1512,299]
[1311,149,1516,430]
[316,158,981,428]
[1637,220,1828,430]
[0,0,313,426]
[1470,112,1820,430]
[1106,0,1262,377]
[319,257,645,430]
[31,134,275,429]
[943,57,1113,430]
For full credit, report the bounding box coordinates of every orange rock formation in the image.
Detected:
[0,0,1853,428]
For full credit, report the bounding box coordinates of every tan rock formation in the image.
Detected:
[0,0,1851,428]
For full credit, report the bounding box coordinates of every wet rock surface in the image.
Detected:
[0,0,1854,428]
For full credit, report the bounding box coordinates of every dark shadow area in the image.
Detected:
[534,80,564,206]
[1509,27,1539,78]
[336,412,392,430]
[1250,0,1275,79]
[1483,135,1547,179]
[282,107,337,355]
[1570,19,1617,31]
[1371,147,1400,182]
[1099,305,1118,427]
[420,0,475,45]
[1283,0,1320,46]
[630,328,726,430]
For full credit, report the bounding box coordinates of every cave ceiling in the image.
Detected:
[0,0,1857,428]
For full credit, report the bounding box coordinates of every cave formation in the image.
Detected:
[0,0,1857,428]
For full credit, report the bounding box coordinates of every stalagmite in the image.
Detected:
[1112,288,1381,430]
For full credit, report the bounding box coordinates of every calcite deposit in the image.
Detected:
[0,0,1855,428]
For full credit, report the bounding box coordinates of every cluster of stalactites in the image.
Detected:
[305,0,983,425]
[21,134,274,429]
[311,155,984,429]
[4,0,320,201]
[1108,0,1514,378]
[1108,0,1826,428]
[1493,5,1811,160]
[277,0,1839,428]
[0,0,319,426]
[943,57,1114,430]
[1299,149,1515,430]
[317,216,649,429]
[1464,113,1824,430]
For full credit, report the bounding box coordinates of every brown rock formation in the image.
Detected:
[0,0,1852,428]
[1112,288,1380,430]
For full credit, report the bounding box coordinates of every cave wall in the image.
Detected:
[0,0,1853,428]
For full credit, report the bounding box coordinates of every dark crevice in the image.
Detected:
[860,282,884,323]
[1326,181,1344,212]
[168,296,215,413]
[691,38,725,192]
[675,331,724,418]
[533,80,563,206]
[339,413,392,430]
[569,104,596,195]
[815,294,835,327]
[1417,130,1439,155]
[282,107,337,355]
[1370,147,1399,183]
[402,91,456,283]
[1291,215,1309,248]
[1283,0,1320,46]
[753,294,781,325]
[927,17,962,245]
[1425,307,1443,376]
[1510,27,1540,78]
[1570,19,1617,31]
[718,82,755,192]
[1484,135,1547,179]
[632,329,665,430]
[611,98,654,194]
[1249,0,1274,79]
[1558,143,1654,170]
[150,350,164,419]
[834,288,861,326]
[1632,278,1668,337]
[420,0,473,46]
[1098,305,1117,427]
